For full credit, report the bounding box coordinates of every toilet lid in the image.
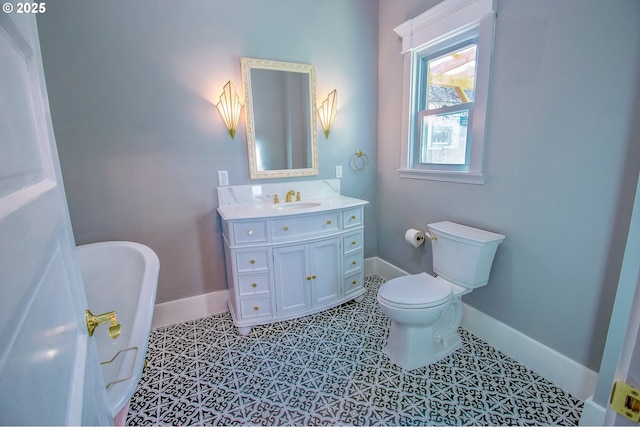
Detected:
[378,273,452,308]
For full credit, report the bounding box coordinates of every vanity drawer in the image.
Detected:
[239,296,273,318]
[344,272,364,296]
[343,230,364,254]
[238,274,271,296]
[231,220,268,245]
[235,250,269,274]
[270,211,340,241]
[343,207,363,229]
[343,250,362,275]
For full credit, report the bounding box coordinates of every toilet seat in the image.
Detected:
[378,273,452,309]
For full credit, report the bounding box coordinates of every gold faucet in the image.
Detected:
[285,190,296,202]
[85,309,121,339]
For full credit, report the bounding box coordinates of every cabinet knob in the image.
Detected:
[306,276,312,281]
[351,215,356,220]
[352,280,357,285]
[247,229,254,235]
[326,220,332,225]
[312,275,317,279]
[351,241,357,245]
[283,226,289,231]
[250,259,255,264]
[252,283,257,288]
[352,261,357,265]
[254,306,259,311]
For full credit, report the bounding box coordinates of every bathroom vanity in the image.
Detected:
[217,180,368,335]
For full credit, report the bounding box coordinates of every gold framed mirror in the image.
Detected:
[241,57,319,179]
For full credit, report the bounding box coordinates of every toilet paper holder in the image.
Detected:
[405,228,437,249]
[416,231,437,241]
[416,235,438,242]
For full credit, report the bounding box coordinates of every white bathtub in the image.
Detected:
[77,241,159,422]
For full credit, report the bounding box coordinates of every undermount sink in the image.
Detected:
[273,201,322,211]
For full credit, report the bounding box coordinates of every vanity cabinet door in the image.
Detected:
[309,238,341,307]
[272,237,341,316]
[273,244,310,316]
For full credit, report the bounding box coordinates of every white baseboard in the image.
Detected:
[367,256,597,401]
[579,396,607,426]
[364,256,408,279]
[152,289,228,329]
[152,256,598,401]
[461,303,597,400]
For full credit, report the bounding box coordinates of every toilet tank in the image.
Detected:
[428,221,505,289]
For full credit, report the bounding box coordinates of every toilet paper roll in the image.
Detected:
[405,228,426,248]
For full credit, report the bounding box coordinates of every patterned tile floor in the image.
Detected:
[128,276,583,426]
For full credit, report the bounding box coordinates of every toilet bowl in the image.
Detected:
[377,221,505,370]
[377,273,467,369]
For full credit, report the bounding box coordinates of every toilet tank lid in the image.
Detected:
[427,221,505,244]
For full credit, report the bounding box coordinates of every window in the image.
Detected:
[395,0,496,184]
[418,40,477,168]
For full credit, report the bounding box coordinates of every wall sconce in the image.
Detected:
[216,81,243,139]
[317,89,337,138]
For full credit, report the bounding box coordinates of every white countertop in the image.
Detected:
[217,196,369,221]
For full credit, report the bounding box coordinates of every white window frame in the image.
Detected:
[395,0,497,184]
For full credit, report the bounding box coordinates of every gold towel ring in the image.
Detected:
[353,150,369,171]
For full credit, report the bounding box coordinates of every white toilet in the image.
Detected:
[377,221,505,370]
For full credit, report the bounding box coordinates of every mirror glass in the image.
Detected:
[241,58,319,179]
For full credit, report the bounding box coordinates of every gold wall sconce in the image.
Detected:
[216,81,243,139]
[317,89,337,138]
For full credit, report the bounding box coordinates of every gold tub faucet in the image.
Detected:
[286,190,296,202]
[85,309,121,339]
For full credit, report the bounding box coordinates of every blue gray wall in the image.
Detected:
[37,1,379,304]
[377,0,640,370]
[38,0,640,371]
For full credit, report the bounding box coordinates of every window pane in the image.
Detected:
[420,110,469,165]
[426,44,477,109]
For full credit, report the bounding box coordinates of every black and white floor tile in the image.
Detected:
[128,276,583,426]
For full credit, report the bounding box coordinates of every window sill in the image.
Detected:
[398,168,486,185]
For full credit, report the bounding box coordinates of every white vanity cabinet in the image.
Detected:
[221,203,366,335]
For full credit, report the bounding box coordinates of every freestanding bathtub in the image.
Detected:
[76,241,159,425]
